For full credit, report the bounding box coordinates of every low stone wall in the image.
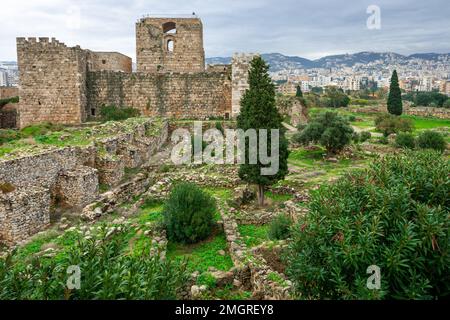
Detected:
[0,118,169,243]
[404,106,450,119]
[55,166,99,208]
[81,172,152,220]
[0,187,50,244]
[218,201,293,299]
[352,105,450,119]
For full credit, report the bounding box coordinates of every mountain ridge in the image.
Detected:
[206,52,450,72]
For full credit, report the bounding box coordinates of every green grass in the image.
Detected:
[238,224,269,247]
[166,231,233,273]
[308,107,450,133]
[288,148,325,166]
[134,198,165,224]
[401,115,450,130]
[266,192,293,202]
[205,285,253,300]
[13,230,60,261]
[202,187,231,221]
[203,187,233,201]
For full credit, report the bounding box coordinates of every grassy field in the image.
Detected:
[308,107,450,134]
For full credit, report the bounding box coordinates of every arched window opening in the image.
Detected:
[167,39,174,52]
[163,22,176,34]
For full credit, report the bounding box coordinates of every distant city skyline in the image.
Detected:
[1,0,449,62]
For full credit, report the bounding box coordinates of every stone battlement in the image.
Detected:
[16,37,76,49]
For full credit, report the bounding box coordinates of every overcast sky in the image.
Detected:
[1,0,449,62]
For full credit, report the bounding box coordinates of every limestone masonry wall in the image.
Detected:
[0,87,19,99]
[231,53,259,118]
[86,71,232,119]
[17,37,89,128]
[0,118,169,244]
[87,51,132,73]
[136,17,205,73]
[0,187,50,244]
[15,17,255,126]
[353,105,450,119]
[0,104,18,129]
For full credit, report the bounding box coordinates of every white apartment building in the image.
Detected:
[418,77,433,91]
[0,70,8,87]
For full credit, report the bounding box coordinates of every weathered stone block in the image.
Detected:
[95,154,125,187]
[0,186,50,243]
[55,166,99,208]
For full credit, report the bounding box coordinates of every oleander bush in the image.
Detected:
[286,151,450,299]
[416,130,447,152]
[395,132,416,149]
[163,183,216,244]
[0,225,189,299]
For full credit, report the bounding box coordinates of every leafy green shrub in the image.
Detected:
[360,131,371,142]
[374,114,414,137]
[163,183,216,244]
[395,132,416,149]
[215,121,224,134]
[416,130,447,152]
[0,225,189,299]
[292,112,354,154]
[286,151,450,299]
[0,129,22,145]
[377,136,388,144]
[159,163,171,173]
[443,99,450,109]
[347,115,356,122]
[0,96,19,108]
[351,132,360,143]
[197,272,217,288]
[296,123,307,131]
[320,87,350,108]
[268,214,293,240]
[99,105,140,122]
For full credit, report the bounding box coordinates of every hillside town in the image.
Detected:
[270,52,450,95]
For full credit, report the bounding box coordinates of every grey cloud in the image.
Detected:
[0,0,449,62]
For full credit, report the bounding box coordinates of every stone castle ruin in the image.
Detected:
[15,15,257,129]
[0,15,260,244]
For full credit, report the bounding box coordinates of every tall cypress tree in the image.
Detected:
[237,56,289,206]
[296,85,303,98]
[387,70,403,115]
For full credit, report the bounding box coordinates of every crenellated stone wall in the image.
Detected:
[86,71,232,119]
